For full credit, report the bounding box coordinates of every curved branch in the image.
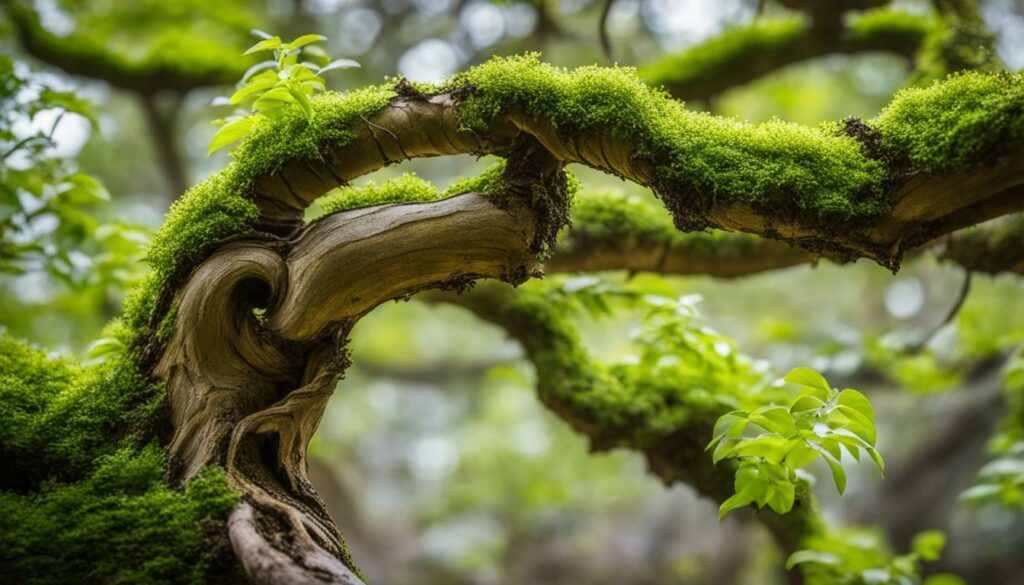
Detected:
[638,10,935,102]
[4,0,249,93]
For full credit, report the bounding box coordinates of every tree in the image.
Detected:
[1,1,1023,584]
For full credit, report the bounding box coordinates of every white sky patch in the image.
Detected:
[398,39,461,83]
[461,1,505,48]
[884,278,925,319]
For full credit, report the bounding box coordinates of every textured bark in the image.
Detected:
[144,75,1024,583]
[155,194,536,582]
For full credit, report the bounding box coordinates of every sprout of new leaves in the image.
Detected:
[787,529,960,585]
[708,367,885,520]
[208,30,360,154]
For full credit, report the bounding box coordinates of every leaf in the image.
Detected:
[911,530,946,561]
[208,116,257,155]
[959,483,1002,502]
[732,435,796,465]
[837,388,875,421]
[790,394,826,414]
[786,550,842,570]
[866,446,885,476]
[822,452,847,495]
[244,37,282,55]
[834,405,877,444]
[750,406,798,437]
[765,479,795,515]
[251,29,275,40]
[784,439,819,470]
[285,34,327,50]
[285,83,314,120]
[230,78,279,105]
[319,58,361,74]
[784,367,832,399]
[718,488,756,521]
[241,60,278,83]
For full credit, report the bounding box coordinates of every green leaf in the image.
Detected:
[285,34,327,50]
[244,37,283,55]
[319,58,361,74]
[866,446,885,476]
[834,405,877,444]
[718,488,756,521]
[750,406,798,437]
[784,367,832,399]
[822,453,847,495]
[959,483,1002,502]
[230,78,279,105]
[784,439,819,470]
[786,550,842,570]
[911,530,946,562]
[765,479,795,515]
[285,83,314,120]
[837,389,875,421]
[790,394,826,414]
[732,436,796,465]
[208,116,257,155]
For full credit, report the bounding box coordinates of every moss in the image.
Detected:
[847,8,938,46]
[124,86,396,338]
[0,334,166,486]
[565,190,764,255]
[443,160,507,197]
[873,70,1024,171]
[449,54,887,229]
[0,444,239,585]
[5,0,258,91]
[314,173,442,219]
[637,17,809,92]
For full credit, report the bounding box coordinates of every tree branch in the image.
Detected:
[638,9,935,102]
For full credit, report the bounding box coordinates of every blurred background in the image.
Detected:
[2,0,1024,583]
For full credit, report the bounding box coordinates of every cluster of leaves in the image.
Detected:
[960,441,1024,509]
[209,31,360,154]
[0,57,148,288]
[788,528,962,585]
[709,367,884,520]
[630,293,776,397]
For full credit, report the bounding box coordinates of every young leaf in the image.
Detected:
[319,58,361,74]
[837,389,875,421]
[718,488,756,521]
[749,406,798,437]
[911,530,946,562]
[285,34,327,51]
[786,550,842,570]
[208,116,257,155]
[822,453,847,494]
[230,78,279,105]
[244,37,282,55]
[784,367,832,399]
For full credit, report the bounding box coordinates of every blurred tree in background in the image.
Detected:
[1,0,1024,584]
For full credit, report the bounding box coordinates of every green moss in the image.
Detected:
[566,190,763,254]
[0,444,239,585]
[0,334,165,484]
[443,160,506,197]
[637,17,809,91]
[847,8,938,46]
[874,71,1024,171]
[6,0,258,90]
[124,86,396,337]
[0,335,78,456]
[450,54,887,226]
[314,173,442,219]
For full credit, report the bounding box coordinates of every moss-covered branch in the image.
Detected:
[432,281,827,583]
[4,0,253,93]
[638,9,937,102]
